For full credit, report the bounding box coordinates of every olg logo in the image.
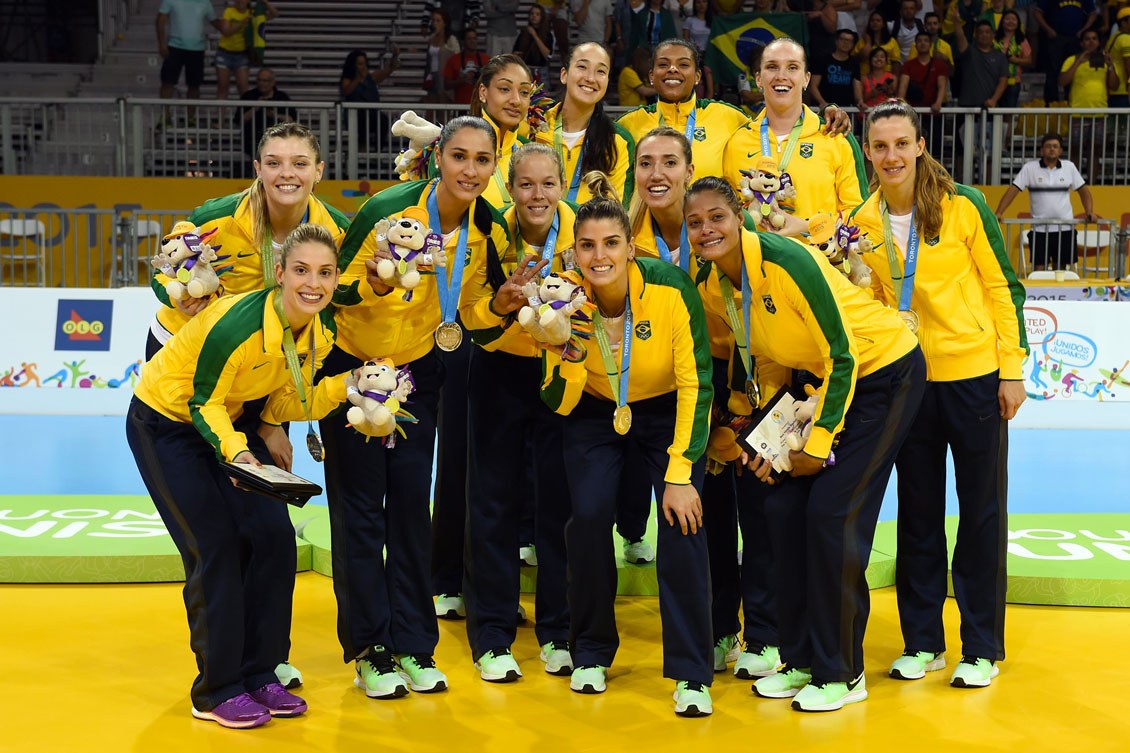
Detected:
[0,508,167,538]
[55,299,113,352]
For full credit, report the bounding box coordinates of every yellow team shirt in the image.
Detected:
[618,67,647,107]
[851,185,1029,382]
[540,258,713,484]
[723,105,868,221]
[854,37,903,74]
[1106,32,1130,96]
[333,179,511,365]
[460,201,579,357]
[534,103,636,206]
[1061,55,1110,108]
[617,94,750,183]
[135,289,346,462]
[150,192,350,338]
[697,229,919,459]
[218,7,252,52]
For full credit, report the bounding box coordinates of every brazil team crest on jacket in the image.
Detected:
[762,295,776,314]
[635,320,652,340]
[693,127,706,142]
[799,143,814,159]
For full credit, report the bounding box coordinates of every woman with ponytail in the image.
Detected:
[851,99,1028,690]
[533,42,635,206]
[469,53,536,208]
[685,175,925,713]
[457,142,579,682]
[539,170,715,717]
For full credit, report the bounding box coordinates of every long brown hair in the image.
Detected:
[576,170,629,239]
[629,126,693,236]
[251,122,323,252]
[865,99,954,240]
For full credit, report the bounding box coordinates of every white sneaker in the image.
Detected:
[734,644,781,679]
[517,603,528,623]
[539,641,574,676]
[713,635,741,672]
[623,538,655,564]
[434,593,465,620]
[274,662,303,689]
[570,665,607,694]
[519,545,538,567]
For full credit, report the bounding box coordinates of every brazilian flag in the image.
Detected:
[705,13,809,89]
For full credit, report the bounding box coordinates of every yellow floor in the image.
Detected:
[3,573,1126,752]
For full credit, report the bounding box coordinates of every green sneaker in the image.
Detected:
[570,665,607,694]
[475,648,522,683]
[274,661,303,689]
[753,665,812,698]
[713,635,741,672]
[540,641,574,676]
[950,656,999,688]
[889,650,946,680]
[434,593,465,620]
[623,538,655,564]
[395,654,448,693]
[673,681,712,717]
[734,644,781,679]
[791,672,867,712]
[355,646,409,699]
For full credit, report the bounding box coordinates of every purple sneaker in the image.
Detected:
[191,692,271,729]
[250,682,309,717]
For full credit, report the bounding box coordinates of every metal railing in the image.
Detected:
[999,217,1127,280]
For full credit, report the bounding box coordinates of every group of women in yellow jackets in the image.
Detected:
[126,34,1028,727]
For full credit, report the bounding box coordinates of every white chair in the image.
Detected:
[0,218,47,286]
[112,218,164,287]
[1027,270,1080,281]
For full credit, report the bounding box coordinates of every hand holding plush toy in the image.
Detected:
[151,221,223,301]
[345,358,417,444]
[373,206,446,302]
[807,212,873,289]
[780,384,833,471]
[739,157,790,230]
[517,273,590,346]
[391,110,442,178]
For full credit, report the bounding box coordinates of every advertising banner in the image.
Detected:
[1023,301,1130,403]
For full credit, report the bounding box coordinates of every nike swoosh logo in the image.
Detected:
[747,152,759,158]
[236,251,258,258]
[252,362,268,370]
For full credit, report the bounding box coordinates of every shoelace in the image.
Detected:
[744,641,767,655]
[228,692,266,710]
[959,655,988,666]
[488,648,512,660]
[574,664,602,671]
[682,681,706,692]
[409,654,437,669]
[546,641,570,653]
[363,646,397,674]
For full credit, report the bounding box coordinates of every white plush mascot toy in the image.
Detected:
[373,205,446,301]
[807,212,873,289]
[517,273,589,346]
[345,358,416,441]
[151,220,223,301]
[391,110,442,178]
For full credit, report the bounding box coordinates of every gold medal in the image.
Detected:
[306,432,325,462]
[899,309,920,334]
[745,378,761,409]
[435,322,463,352]
[613,404,632,435]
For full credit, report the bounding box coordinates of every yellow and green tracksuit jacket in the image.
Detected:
[134,288,345,462]
[533,102,636,206]
[851,184,1029,382]
[540,257,714,484]
[698,229,919,459]
[723,105,868,220]
[617,94,750,181]
[460,200,579,357]
[333,178,511,365]
[149,191,350,338]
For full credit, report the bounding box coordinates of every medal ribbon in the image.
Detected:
[652,218,690,272]
[490,127,519,204]
[552,112,586,202]
[271,289,321,458]
[592,291,633,411]
[260,205,310,289]
[880,198,920,314]
[717,253,760,408]
[427,182,470,326]
[658,101,698,148]
[516,207,560,279]
[759,112,805,172]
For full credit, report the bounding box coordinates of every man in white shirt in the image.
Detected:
[995,133,1098,271]
[573,0,613,45]
[891,0,924,61]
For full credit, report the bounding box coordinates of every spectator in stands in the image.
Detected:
[445,28,492,104]
[484,0,521,57]
[682,0,711,53]
[811,29,863,109]
[892,0,926,61]
[514,4,556,86]
[1033,0,1099,103]
[859,47,898,108]
[923,11,955,65]
[857,10,903,75]
[619,45,657,105]
[953,19,1008,108]
[574,0,615,47]
[1107,7,1130,108]
[995,10,1032,107]
[540,0,573,64]
[977,0,1009,29]
[240,68,295,168]
[796,0,839,58]
[216,0,253,100]
[1059,28,1116,176]
[340,48,400,150]
[736,44,765,116]
[423,9,461,105]
[994,132,1097,271]
[630,0,678,52]
[899,31,950,153]
[156,0,225,108]
[612,0,643,71]
[247,1,279,66]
